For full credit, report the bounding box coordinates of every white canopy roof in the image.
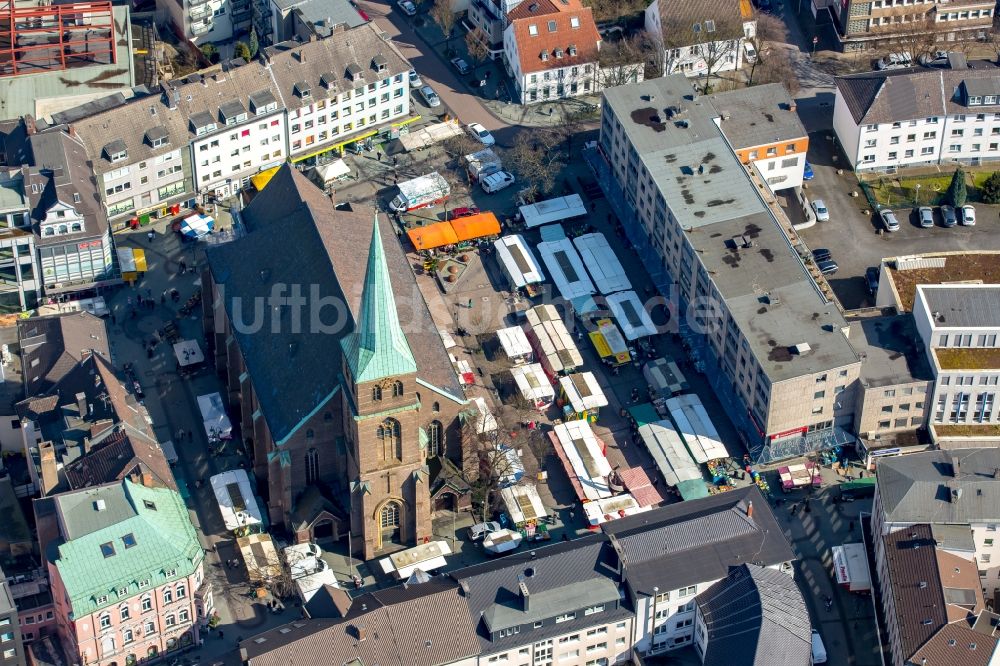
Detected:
[174,339,205,367]
[573,233,631,295]
[665,394,729,463]
[500,484,548,524]
[524,305,583,374]
[197,392,232,439]
[596,319,629,355]
[473,396,499,434]
[497,326,533,361]
[210,469,264,531]
[315,159,350,182]
[582,494,651,526]
[638,420,702,487]
[379,540,452,579]
[607,291,657,340]
[559,372,608,412]
[553,420,612,500]
[117,248,137,273]
[519,193,587,228]
[498,446,525,487]
[832,543,871,592]
[494,235,545,287]
[511,363,555,403]
[536,238,595,302]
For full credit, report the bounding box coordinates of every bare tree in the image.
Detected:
[984,27,1000,62]
[505,131,565,200]
[430,0,456,47]
[442,133,484,161]
[755,47,799,95]
[744,12,787,86]
[656,12,745,93]
[597,33,655,88]
[460,419,522,522]
[878,18,940,63]
[241,542,297,599]
[465,27,491,66]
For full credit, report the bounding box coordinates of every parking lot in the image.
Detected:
[794,131,1000,310]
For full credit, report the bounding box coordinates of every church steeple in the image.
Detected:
[341,212,417,383]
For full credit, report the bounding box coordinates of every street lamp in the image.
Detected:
[915,183,921,206]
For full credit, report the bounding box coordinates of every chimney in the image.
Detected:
[83,437,92,455]
[67,124,77,138]
[952,454,961,477]
[746,500,754,520]
[788,102,797,112]
[518,578,530,612]
[351,624,366,641]
[39,441,58,496]
[75,392,87,418]
[24,115,36,136]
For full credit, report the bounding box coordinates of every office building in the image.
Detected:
[822,0,993,51]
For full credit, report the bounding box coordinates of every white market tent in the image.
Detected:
[500,484,548,525]
[832,543,872,593]
[553,420,612,500]
[643,358,689,397]
[519,194,588,228]
[536,238,595,302]
[524,304,583,375]
[496,326,533,364]
[174,339,205,368]
[180,213,214,239]
[495,235,545,288]
[511,363,555,408]
[210,469,264,532]
[379,540,452,579]
[607,291,657,340]
[638,420,703,487]
[665,394,729,463]
[582,494,651,526]
[197,392,233,441]
[497,446,525,487]
[315,159,351,183]
[472,396,499,434]
[573,233,631,295]
[558,372,608,413]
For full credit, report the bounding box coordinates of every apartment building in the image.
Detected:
[263,23,413,164]
[876,523,998,666]
[38,480,207,666]
[644,0,755,78]
[693,564,812,665]
[709,84,808,193]
[503,0,604,105]
[0,566,25,666]
[0,171,39,311]
[603,487,793,656]
[256,0,366,47]
[598,76,861,461]
[454,535,634,666]
[467,0,525,56]
[826,0,994,51]
[911,284,1000,445]
[835,68,1000,172]
[873,449,1000,598]
[158,0,245,45]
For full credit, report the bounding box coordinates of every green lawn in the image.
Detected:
[869,174,953,207]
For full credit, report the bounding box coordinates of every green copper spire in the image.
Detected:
[341,212,417,383]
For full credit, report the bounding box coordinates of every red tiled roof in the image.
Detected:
[507,0,601,76]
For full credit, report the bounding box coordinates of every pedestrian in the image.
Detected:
[849,520,855,532]
[147,230,155,242]
[392,156,399,167]
[859,470,865,479]
[218,630,224,640]
[376,151,382,162]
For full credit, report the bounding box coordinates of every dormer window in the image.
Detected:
[371,54,388,72]
[321,72,338,89]
[104,139,128,163]
[541,51,548,61]
[346,63,364,81]
[987,95,998,104]
[190,111,217,136]
[111,150,127,162]
[294,81,312,98]
[555,48,564,58]
[970,96,983,105]
[569,44,577,56]
[219,100,248,126]
[144,126,170,148]
[249,90,278,116]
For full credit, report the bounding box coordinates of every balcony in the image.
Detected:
[189,4,211,19]
[232,1,251,17]
[190,19,213,34]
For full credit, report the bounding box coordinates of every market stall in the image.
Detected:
[496,326,534,365]
[832,543,872,593]
[643,358,689,400]
[510,363,555,409]
[573,232,631,295]
[582,493,651,527]
[180,213,214,239]
[378,540,451,579]
[778,462,822,492]
[524,304,583,377]
[500,483,548,538]
[494,234,545,295]
[638,419,702,488]
[558,372,607,422]
[239,532,281,586]
[173,339,205,375]
[197,392,233,443]
[549,420,612,501]
[117,248,148,283]
[589,319,631,367]
[665,394,729,463]
[210,469,264,534]
[536,236,596,314]
[606,291,657,341]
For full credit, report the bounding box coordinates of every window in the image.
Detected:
[144,621,155,635]
[163,589,173,604]
[99,614,112,629]
[427,420,443,457]
[122,533,137,549]
[814,391,825,399]
[179,609,189,623]
[679,585,697,596]
[377,418,402,461]
[555,613,576,623]
[101,542,116,558]
[584,604,605,615]
[380,502,400,529]
[547,20,557,31]
[165,614,176,628]
[120,605,130,621]
[141,596,152,612]
[393,380,404,397]
[372,385,382,401]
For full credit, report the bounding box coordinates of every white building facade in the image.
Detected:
[643,0,754,78]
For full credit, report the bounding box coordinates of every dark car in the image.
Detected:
[818,259,839,275]
[865,267,880,295]
[448,206,480,220]
[812,248,832,262]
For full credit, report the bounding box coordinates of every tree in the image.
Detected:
[754,47,799,95]
[506,131,565,201]
[249,28,260,59]
[430,0,456,47]
[597,34,656,89]
[655,11,745,94]
[234,41,251,62]
[465,27,491,66]
[460,419,522,523]
[981,172,1000,204]
[199,43,219,65]
[442,133,484,161]
[948,168,967,207]
[878,18,939,65]
[744,12,786,87]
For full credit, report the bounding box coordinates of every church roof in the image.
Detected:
[341,214,417,383]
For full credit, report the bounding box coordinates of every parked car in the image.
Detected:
[481,170,516,193]
[408,70,422,88]
[448,206,480,219]
[397,0,417,15]
[812,248,832,263]
[811,199,830,222]
[418,85,440,107]
[876,51,912,70]
[818,259,839,275]
[468,521,502,541]
[941,204,958,227]
[467,122,495,146]
[803,161,814,180]
[743,43,758,63]
[879,208,900,232]
[865,266,880,295]
[811,630,828,664]
[960,204,976,226]
[919,50,949,67]
[451,57,472,74]
[917,206,934,228]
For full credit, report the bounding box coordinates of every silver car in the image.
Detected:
[960,204,976,226]
[879,208,900,232]
[941,205,957,227]
[811,199,830,222]
[917,206,933,228]
[419,85,441,107]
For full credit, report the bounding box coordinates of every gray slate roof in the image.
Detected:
[876,449,1000,525]
[695,564,812,666]
[207,165,461,443]
[602,486,794,595]
[710,84,807,149]
[18,312,110,396]
[918,285,1000,328]
[881,525,948,662]
[452,535,629,654]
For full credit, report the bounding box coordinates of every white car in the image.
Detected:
[960,204,976,226]
[408,70,422,88]
[397,0,417,15]
[811,199,830,222]
[743,43,757,63]
[467,122,495,146]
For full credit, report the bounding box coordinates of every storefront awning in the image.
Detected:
[250,166,281,191]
